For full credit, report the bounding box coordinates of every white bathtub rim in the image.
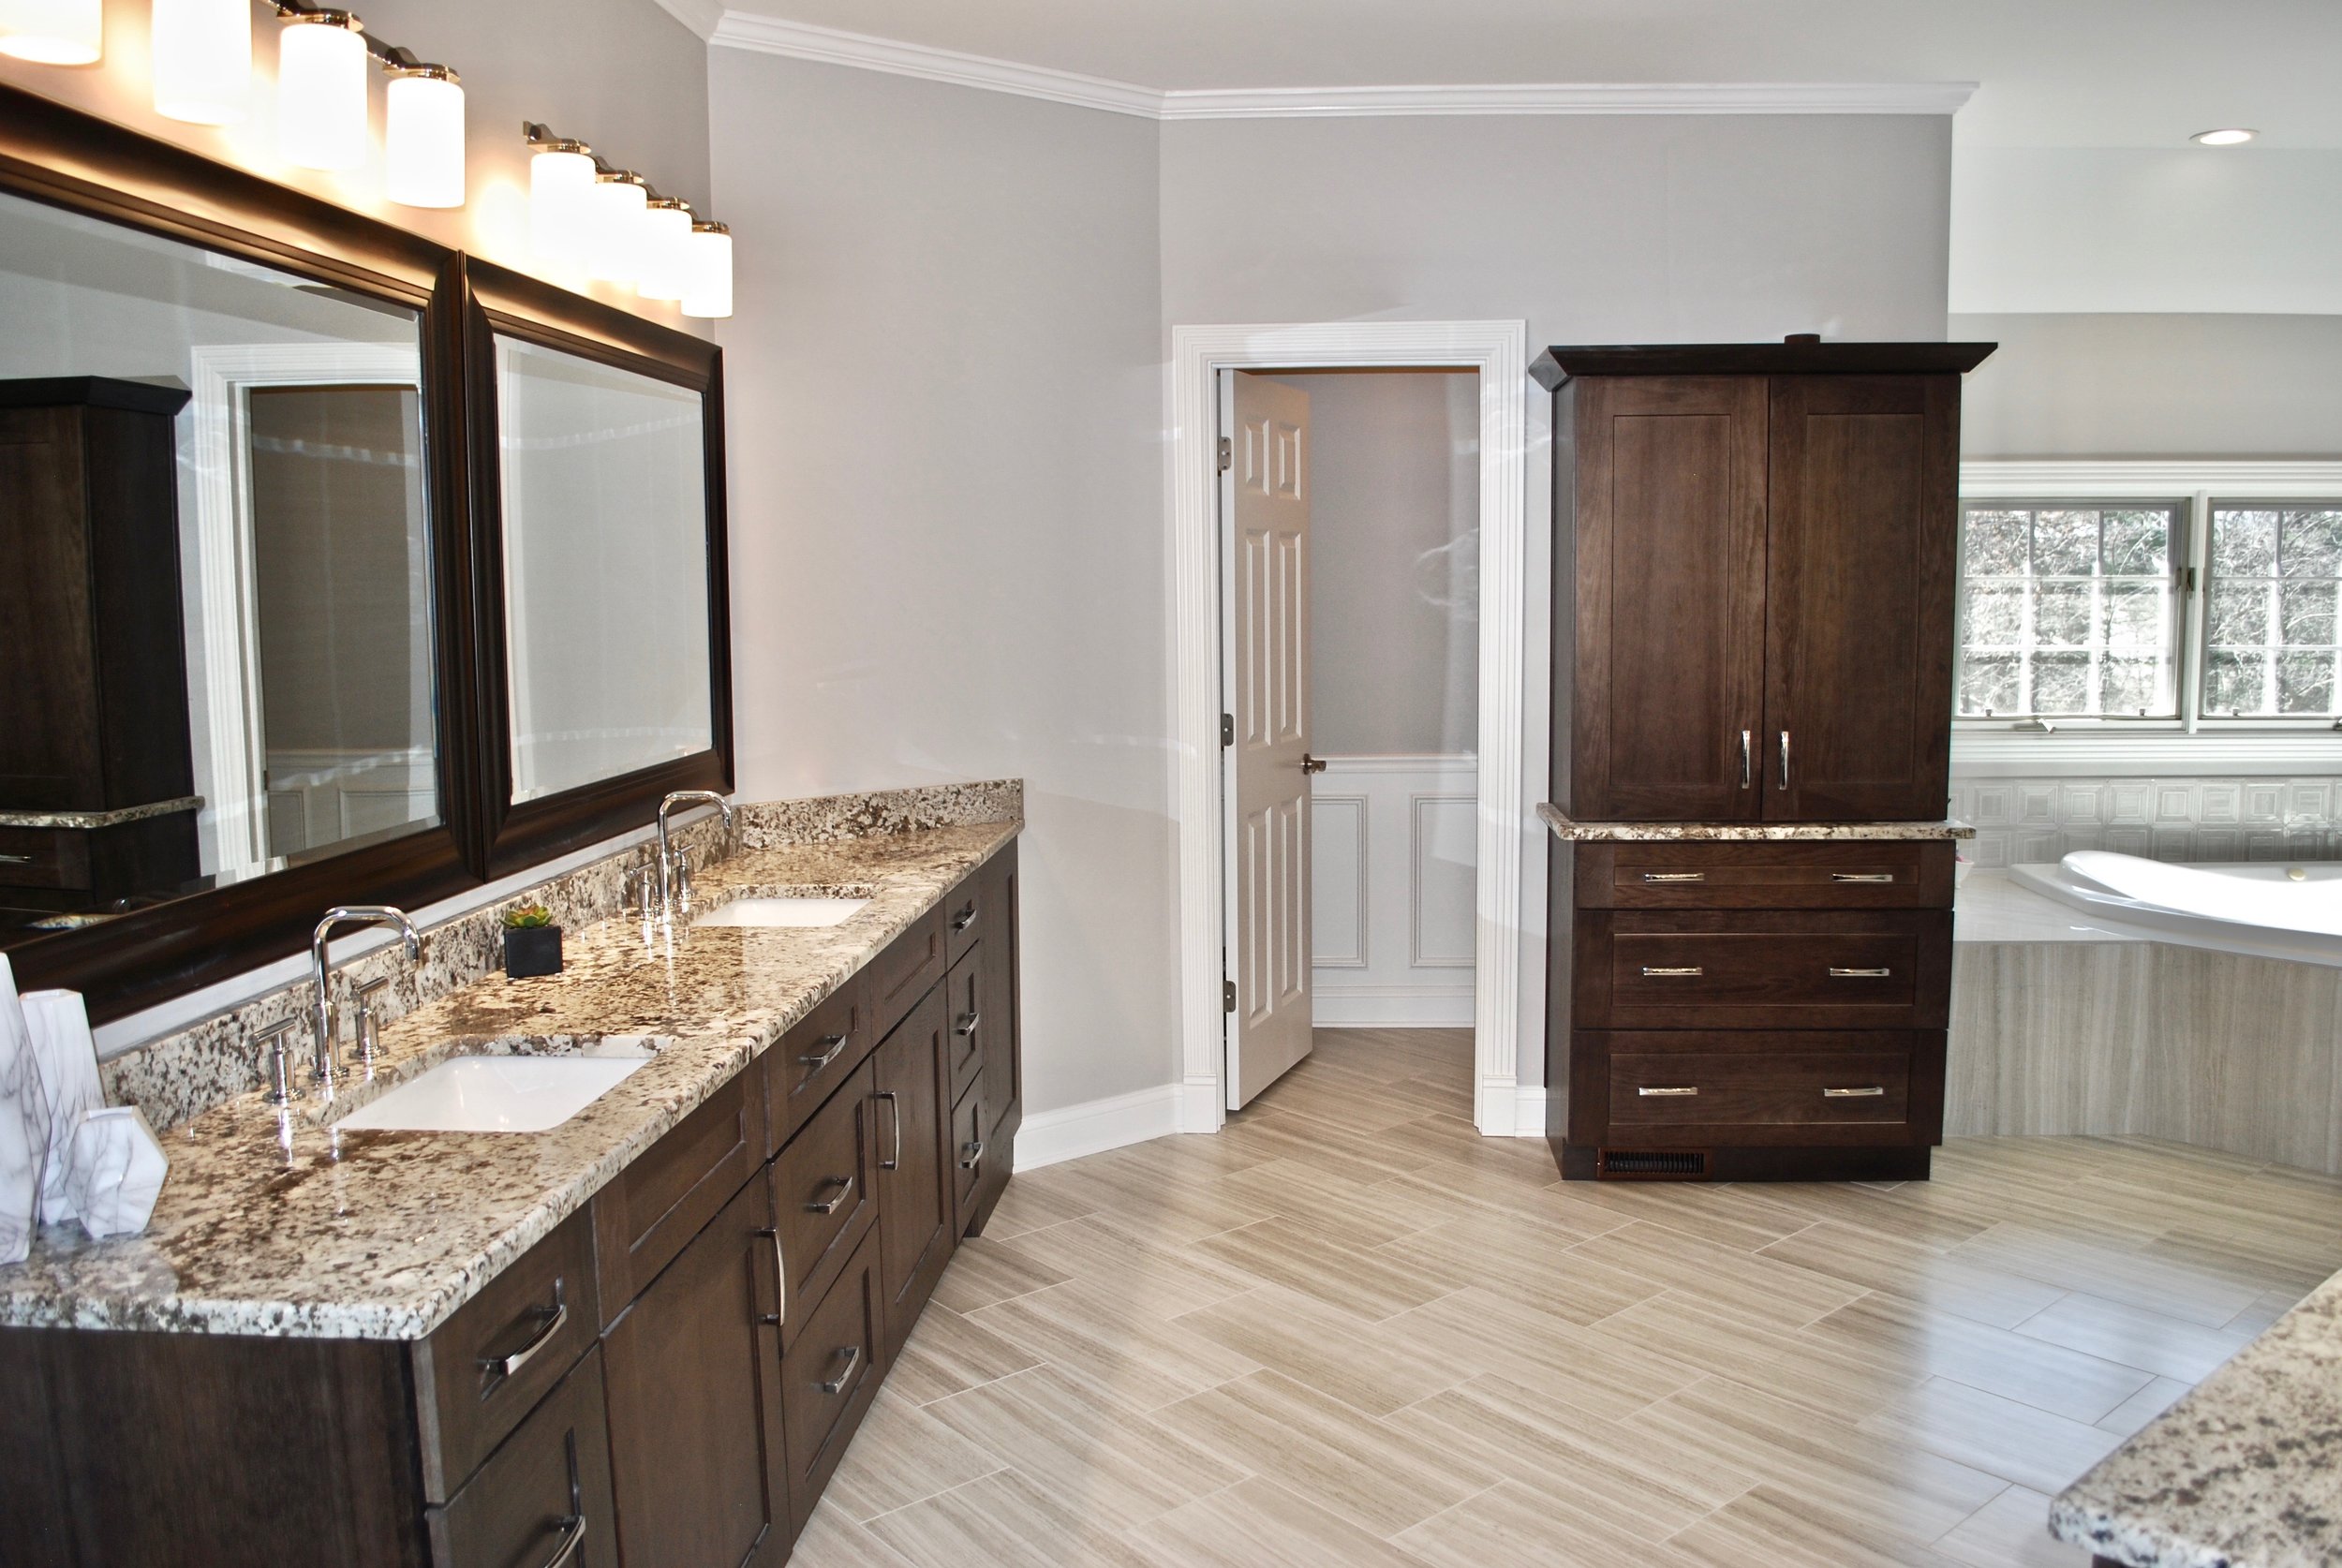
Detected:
[2008,860,2342,969]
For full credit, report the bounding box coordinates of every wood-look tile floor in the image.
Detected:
[800,1028,2342,1567]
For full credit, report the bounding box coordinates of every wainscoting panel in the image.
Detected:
[1952,773,2342,867]
[1310,755,1475,1027]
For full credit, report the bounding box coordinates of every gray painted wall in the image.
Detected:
[1954,312,2342,459]
[708,54,1175,1114]
[1272,372,1481,757]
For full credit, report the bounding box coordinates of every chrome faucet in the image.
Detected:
[309,906,422,1096]
[656,791,735,915]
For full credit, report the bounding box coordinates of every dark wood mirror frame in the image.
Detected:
[0,85,734,1022]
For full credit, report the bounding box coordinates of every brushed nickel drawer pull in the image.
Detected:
[1828,967,1892,978]
[955,1011,981,1038]
[799,1032,850,1072]
[1831,872,1896,883]
[877,1089,901,1171]
[1740,728,1752,790]
[0,852,29,865]
[1823,1086,1887,1099]
[807,1175,854,1215]
[757,1225,788,1326]
[952,902,978,933]
[1640,872,1706,883]
[1638,1086,1699,1097]
[1639,966,1704,977]
[481,1295,568,1383]
[820,1342,863,1395]
[534,1515,587,1568]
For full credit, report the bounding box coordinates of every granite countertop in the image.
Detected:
[1536,802,1976,842]
[0,818,1015,1341]
[2052,1267,2342,1568]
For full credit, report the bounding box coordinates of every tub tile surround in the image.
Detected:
[0,782,1019,1339]
[1536,803,1975,841]
[1954,775,2342,868]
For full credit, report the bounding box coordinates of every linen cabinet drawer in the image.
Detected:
[1578,841,1953,909]
[1610,1050,1911,1132]
[1577,910,1949,1030]
[781,1225,885,1538]
[769,1058,879,1345]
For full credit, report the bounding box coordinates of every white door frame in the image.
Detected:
[1170,320,1530,1136]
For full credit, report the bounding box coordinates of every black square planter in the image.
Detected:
[503,925,563,978]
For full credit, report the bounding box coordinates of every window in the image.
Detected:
[1956,504,2182,719]
[2203,506,2342,718]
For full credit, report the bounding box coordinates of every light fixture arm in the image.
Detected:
[524,121,704,222]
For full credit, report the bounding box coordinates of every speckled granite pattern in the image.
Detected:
[739,778,1022,848]
[1537,802,1976,842]
[2052,1270,2342,1568]
[0,816,1017,1339]
[0,796,202,830]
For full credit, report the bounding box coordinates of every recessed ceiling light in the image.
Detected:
[2191,127,2257,146]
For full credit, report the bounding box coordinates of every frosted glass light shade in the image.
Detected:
[0,0,102,65]
[277,14,369,172]
[636,202,693,302]
[385,70,465,208]
[586,173,647,286]
[680,223,733,319]
[152,0,251,124]
[528,144,596,266]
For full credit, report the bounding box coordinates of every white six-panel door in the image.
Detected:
[1227,373,1315,1108]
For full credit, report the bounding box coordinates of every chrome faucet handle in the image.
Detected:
[670,846,693,908]
[255,1017,304,1105]
[348,977,392,1068]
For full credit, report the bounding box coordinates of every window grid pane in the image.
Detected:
[1955,504,2180,718]
[2203,506,2342,718]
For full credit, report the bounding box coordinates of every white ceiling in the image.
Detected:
[698,0,2342,149]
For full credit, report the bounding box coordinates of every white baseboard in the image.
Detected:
[1014,1084,1184,1171]
[1312,983,1475,1028]
[1513,1086,1549,1138]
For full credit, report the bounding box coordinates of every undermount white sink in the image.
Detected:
[335,1048,654,1133]
[695,896,869,929]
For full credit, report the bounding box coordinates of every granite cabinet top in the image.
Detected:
[1536,802,1977,842]
[0,819,1015,1341]
[2052,1267,2342,1568]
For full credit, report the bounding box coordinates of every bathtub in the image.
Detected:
[2009,851,2342,968]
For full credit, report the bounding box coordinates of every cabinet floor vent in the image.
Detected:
[1598,1149,1707,1179]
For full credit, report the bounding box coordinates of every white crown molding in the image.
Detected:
[650,0,725,42]
[709,13,1975,122]
[1963,459,2342,497]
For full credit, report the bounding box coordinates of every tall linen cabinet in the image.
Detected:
[1538,341,1994,1181]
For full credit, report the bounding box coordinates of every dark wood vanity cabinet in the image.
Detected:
[0,838,1023,1567]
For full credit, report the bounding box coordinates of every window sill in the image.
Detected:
[1951,728,2342,777]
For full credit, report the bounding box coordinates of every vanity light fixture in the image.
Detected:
[526,130,598,266]
[0,0,103,66]
[636,198,695,302]
[681,221,733,319]
[587,170,650,285]
[2190,127,2257,145]
[152,0,252,124]
[383,58,464,208]
[275,9,370,171]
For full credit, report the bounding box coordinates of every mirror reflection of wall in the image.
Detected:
[0,189,437,943]
[497,337,713,803]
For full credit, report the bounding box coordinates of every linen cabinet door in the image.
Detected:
[601,1176,789,1568]
[874,985,953,1362]
[1566,376,1768,821]
[1763,375,1959,822]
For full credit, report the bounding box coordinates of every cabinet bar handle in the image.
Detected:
[820,1342,864,1395]
[0,852,29,865]
[961,1098,986,1169]
[534,1515,587,1568]
[955,1011,981,1038]
[1831,872,1895,883]
[807,1176,854,1215]
[1823,1086,1887,1099]
[877,1090,901,1171]
[1740,729,1752,790]
[799,1032,849,1072]
[1828,967,1892,978]
[1640,872,1706,883]
[952,903,978,933]
[1639,966,1704,977]
[757,1225,788,1327]
[1779,730,1791,791]
[1638,1086,1699,1097]
[481,1295,568,1383]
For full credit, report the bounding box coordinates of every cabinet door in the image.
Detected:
[978,847,1020,1152]
[602,1176,789,1568]
[874,985,952,1362]
[1763,376,1958,821]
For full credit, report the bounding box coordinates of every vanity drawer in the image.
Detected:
[781,1224,885,1538]
[592,1070,765,1324]
[1610,1050,1912,1130]
[412,1207,600,1503]
[770,1057,879,1347]
[865,905,946,1043]
[0,825,89,890]
[943,942,987,1105]
[425,1343,615,1568]
[766,975,871,1154]
[950,1075,992,1232]
[1576,910,1949,1030]
[1578,841,1953,910]
[941,868,987,969]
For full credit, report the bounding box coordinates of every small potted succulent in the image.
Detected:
[502,903,563,978]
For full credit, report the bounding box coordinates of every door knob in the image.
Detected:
[1301,754,1327,775]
